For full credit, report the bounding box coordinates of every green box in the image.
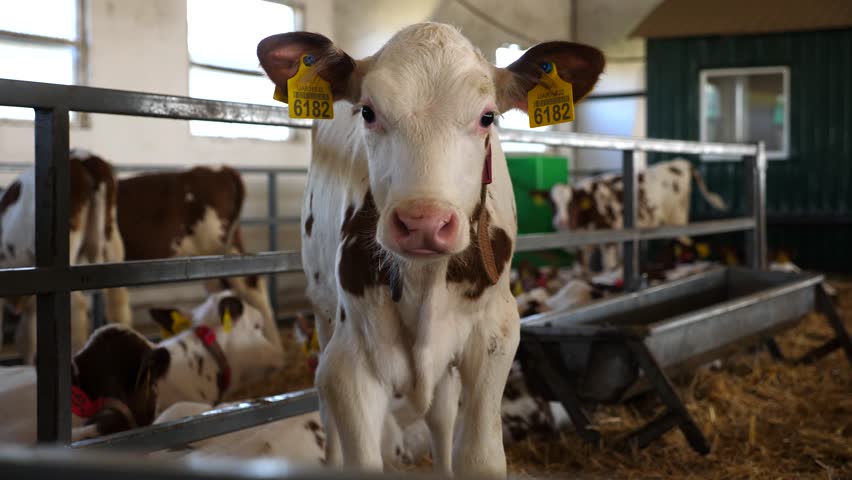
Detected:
[507,155,574,268]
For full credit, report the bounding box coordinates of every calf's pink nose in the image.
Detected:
[391,205,459,255]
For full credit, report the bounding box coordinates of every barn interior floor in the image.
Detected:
[2,277,848,479]
[237,277,852,480]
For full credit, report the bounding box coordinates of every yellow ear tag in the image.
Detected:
[222,308,233,333]
[309,329,319,354]
[531,194,546,206]
[166,311,192,337]
[580,197,593,210]
[527,62,574,128]
[281,54,334,120]
[696,243,710,258]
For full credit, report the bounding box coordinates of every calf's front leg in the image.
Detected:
[454,312,520,477]
[317,332,388,470]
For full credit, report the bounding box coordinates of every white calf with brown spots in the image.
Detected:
[0,150,132,364]
[258,22,604,476]
[548,158,727,272]
[148,291,285,410]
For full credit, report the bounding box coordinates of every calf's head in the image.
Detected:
[72,325,171,434]
[259,23,604,259]
[151,291,285,389]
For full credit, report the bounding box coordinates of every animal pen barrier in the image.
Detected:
[0,78,770,454]
[0,161,307,335]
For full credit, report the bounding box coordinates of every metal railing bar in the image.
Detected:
[0,445,450,480]
[73,389,319,452]
[0,79,313,128]
[0,162,309,175]
[240,216,300,226]
[514,217,756,252]
[0,252,303,296]
[498,128,758,156]
[0,30,79,47]
[638,217,756,241]
[34,107,72,444]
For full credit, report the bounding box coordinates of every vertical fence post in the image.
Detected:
[622,150,640,291]
[91,291,105,330]
[744,142,767,270]
[267,172,279,320]
[35,107,72,444]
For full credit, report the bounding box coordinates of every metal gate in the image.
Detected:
[0,78,765,452]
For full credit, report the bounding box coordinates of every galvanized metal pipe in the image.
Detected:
[34,107,72,444]
[74,389,319,452]
[0,252,303,296]
[622,151,640,291]
[267,172,280,319]
[498,128,758,156]
[0,79,313,128]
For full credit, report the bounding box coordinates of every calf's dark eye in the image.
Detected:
[362,105,376,123]
[480,112,495,127]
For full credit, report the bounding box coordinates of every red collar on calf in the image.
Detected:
[71,384,104,418]
[194,326,232,401]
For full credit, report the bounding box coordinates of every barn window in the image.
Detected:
[699,66,789,160]
[495,44,549,153]
[187,0,301,141]
[0,0,85,122]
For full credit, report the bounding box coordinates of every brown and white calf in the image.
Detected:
[0,150,132,364]
[147,290,285,409]
[116,167,279,346]
[258,22,603,475]
[0,324,170,444]
[151,401,412,469]
[547,158,727,272]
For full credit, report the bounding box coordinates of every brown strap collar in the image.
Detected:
[479,134,500,285]
[194,326,231,404]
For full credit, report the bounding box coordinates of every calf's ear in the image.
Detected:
[257,32,366,103]
[495,42,605,113]
[217,296,244,330]
[149,308,192,337]
[138,347,171,385]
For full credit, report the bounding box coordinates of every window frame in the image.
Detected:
[0,0,89,127]
[186,0,304,142]
[699,65,790,161]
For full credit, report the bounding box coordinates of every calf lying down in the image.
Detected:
[150,402,410,469]
[0,291,285,445]
[0,325,170,444]
[148,290,285,409]
[148,357,566,469]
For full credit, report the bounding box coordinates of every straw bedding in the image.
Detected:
[235,279,852,479]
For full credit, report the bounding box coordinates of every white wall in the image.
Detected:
[0,0,334,315]
[573,0,662,173]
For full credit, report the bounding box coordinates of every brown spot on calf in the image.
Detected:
[446,186,513,299]
[305,215,314,236]
[0,180,21,217]
[117,166,244,260]
[338,191,399,298]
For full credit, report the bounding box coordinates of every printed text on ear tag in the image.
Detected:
[281,54,334,120]
[222,308,233,333]
[527,62,574,128]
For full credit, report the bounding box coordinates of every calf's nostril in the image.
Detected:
[393,212,411,236]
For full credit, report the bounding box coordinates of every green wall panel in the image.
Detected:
[646,29,852,271]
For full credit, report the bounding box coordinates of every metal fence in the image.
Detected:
[0,79,765,454]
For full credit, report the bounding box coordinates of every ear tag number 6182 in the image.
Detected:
[275,54,334,120]
[527,62,574,128]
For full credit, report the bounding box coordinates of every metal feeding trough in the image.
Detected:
[518,267,852,454]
